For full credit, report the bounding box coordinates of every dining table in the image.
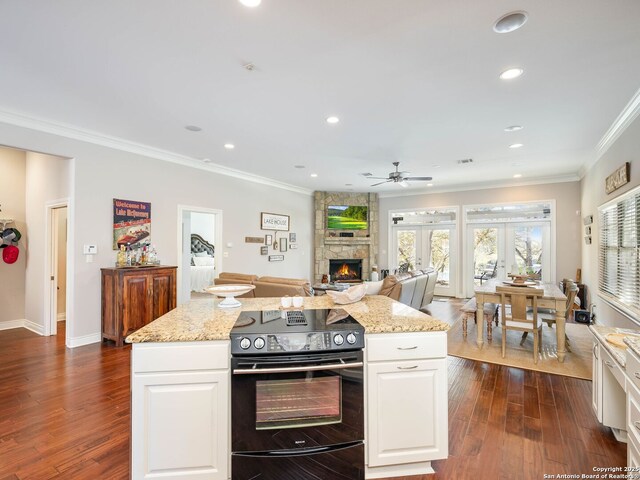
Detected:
[474,278,569,362]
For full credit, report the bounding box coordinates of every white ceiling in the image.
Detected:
[1,0,639,194]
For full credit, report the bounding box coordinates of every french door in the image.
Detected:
[393,225,457,297]
[465,222,551,297]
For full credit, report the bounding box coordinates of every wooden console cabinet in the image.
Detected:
[101,266,177,346]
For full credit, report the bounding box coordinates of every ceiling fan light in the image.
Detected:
[399,180,409,188]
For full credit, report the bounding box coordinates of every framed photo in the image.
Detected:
[260,246,268,255]
[289,232,296,243]
[280,239,287,252]
[269,255,284,262]
[261,212,290,231]
[289,243,298,249]
[265,234,272,246]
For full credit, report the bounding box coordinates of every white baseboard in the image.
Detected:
[66,333,102,348]
[23,320,45,335]
[57,312,66,321]
[0,319,28,331]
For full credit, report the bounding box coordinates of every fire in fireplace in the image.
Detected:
[329,259,363,282]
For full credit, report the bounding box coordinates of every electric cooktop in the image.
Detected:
[229,308,364,355]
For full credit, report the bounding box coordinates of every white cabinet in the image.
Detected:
[365,332,447,479]
[131,342,230,480]
[592,340,603,422]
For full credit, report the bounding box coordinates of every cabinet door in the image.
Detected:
[592,341,602,422]
[123,275,151,335]
[367,358,447,467]
[131,370,229,480]
[152,271,175,320]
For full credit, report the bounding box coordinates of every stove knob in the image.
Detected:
[333,334,344,346]
[240,337,251,350]
[254,337,265,350]
[346,333,357,345]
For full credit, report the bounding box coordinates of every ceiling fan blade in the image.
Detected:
[404,176,432,181]
[367,176,391,180]
[371,179,392,186]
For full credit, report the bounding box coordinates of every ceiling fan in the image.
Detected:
[369,161,432,187]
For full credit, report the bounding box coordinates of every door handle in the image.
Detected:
[593,344,598,359]
[397,346,418,350]
[397,365,418,370]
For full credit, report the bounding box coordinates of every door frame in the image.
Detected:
[176,205,223,305]
[44,198,70,338]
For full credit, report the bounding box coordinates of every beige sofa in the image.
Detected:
[214,272,312,297]
[377,269,438,311]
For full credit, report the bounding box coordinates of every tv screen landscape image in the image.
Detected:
[327,205,368,230]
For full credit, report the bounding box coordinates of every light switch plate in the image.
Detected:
[83,244,98,254]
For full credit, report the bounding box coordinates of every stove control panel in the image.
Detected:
[232,330,364,355]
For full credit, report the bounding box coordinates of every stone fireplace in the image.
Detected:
[329,259,363,282]
[314,191,378,283]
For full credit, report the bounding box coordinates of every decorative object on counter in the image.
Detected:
[326,283,366,305]
[260,212,289,231]
[264,234,272,246]
[260,246,268,255]
[268,255,284,262]
[245,236,264,244]
[321,274,329,283]
[605,162,630,194]
[605,332,640,348]
[279,238,287,252]
[113,198,151,250]
[292,295,303,308]
[116,245,127,267]
[370,265,379,281]
[289,232,296,243]
[280,296,292,308]
[205,284,256,308]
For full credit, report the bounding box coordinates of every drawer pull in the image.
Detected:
[397,346,418,350]
[634,421,640,431]
[605,360,616,369]
[397,365,418,370]
[593,344,598,360]
[634,372,640,380]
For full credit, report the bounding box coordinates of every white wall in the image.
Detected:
[191,212,215,243]
[24,152,71,330]
[0,121,314,344]
[0,147,26,325]
[379,181,582,292]
[581,115,640,328]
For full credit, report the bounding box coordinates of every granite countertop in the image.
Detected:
[125,295,450,343]
[589,324,640,368]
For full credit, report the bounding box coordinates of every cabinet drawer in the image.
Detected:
[628,381,640,448]
[627,349,640,392]
[366,332,447,362]
[133,342,229,373]
[601,345,625,390]
[630,437,640,469]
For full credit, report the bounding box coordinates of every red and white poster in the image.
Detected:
[113,198,151,250]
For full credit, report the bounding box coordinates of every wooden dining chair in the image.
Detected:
[538,281,579,352]
[496,286,545,364]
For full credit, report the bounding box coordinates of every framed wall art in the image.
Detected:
[261,212,289,231]
[280,239,287,252]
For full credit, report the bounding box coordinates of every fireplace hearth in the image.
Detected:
[329,259,363,282]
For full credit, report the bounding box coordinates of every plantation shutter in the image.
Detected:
[599,186,640,314]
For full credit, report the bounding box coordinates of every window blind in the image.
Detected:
[599,186,640,315]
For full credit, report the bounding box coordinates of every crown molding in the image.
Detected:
[0,109,313,196]
[586,87,640,174]
[377,173,581,198]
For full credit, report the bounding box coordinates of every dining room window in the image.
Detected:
[599,186,640,317]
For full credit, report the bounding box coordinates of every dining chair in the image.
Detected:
[496,286,545,364]
[538,281,579,352]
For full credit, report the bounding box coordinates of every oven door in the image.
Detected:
[231,350,364,453]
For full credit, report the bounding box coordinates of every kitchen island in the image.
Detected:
[127,295,450,480]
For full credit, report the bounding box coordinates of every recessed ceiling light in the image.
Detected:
[224,144,235,150]
[493,11,528,33]
[326,116,340,124]
[310,173,318,178]
[509,143,524,149]
[239,0,261,7]
[504,125,523,132]
[294,165,305,169]
[427,183,434,187]
[185,125,202,132]
[499,68,524,80]
[432,165,441,168]
[513,174,523,178]
[345,183,352,186]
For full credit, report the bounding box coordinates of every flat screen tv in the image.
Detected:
[327,205,368,230]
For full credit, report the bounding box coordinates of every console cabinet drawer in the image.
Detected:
[628,350,640,392]
[133,342,230,373]
[601,345,625,390]
[366,332,447,362]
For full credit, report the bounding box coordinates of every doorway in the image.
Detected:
[176,205,223,304]
[46,202,69,336]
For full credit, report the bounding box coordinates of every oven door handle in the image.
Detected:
[233,361,363,375]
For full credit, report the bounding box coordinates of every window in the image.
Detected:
[599,186,640,317]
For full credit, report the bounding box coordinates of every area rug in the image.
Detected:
[447,318,592,380]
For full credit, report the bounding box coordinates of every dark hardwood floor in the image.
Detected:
[0,306,625,479]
